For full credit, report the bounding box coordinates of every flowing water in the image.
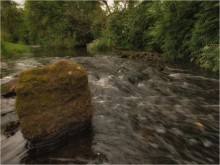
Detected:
[1,48,219,164]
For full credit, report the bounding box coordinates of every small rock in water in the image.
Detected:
[188,138,198,145]
[4,121,19,138]
[149,142,159,148]
[94,152,108,164]
[1,79,17,98]
[203,140,212,147]
[137,83,145,87]
[170,128,183,136]
[155,126,166,134]
[168,73,182,79]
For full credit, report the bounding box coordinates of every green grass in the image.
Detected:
[1,41,31,58]
[87,38,112,53]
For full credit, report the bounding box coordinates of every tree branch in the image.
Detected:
[100,0,112,14]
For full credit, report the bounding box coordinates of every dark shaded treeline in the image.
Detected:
[1,0,219,72]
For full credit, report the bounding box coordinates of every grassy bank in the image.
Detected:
[87,38,112,53]
[1,42,31,58]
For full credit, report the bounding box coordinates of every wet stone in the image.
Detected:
[1,79,17,98]
[155,126,166,134]
[203,140,212,147]
[4,121,20,138]
[170,128,183,136]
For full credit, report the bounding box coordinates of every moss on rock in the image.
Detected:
[15,60,93,141]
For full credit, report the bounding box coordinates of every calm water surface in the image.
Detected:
[1,48,219,164]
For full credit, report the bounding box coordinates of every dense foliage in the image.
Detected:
[189,2,219,71]
[1,0,24,43]
[1,1,31,56]
[97,0,219,71]
[1,0,219,71]
[24,1,104,48]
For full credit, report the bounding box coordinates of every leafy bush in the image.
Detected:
[196,45,219,72]
[189,2,219,60]
[106,2,155,51]
[153,1,202,61]
[87,38,112,53]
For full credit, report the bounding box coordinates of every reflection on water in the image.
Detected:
[32,47,93,58]
[1,49,219,164]
[21,127,106,164]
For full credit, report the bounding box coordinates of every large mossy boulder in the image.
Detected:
[15,60,93,144]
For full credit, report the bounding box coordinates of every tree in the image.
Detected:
[105,1,155,50]
[24,1,104,48]
[190,1,219,71]
[151,1,202,61]
[1,0,24,42]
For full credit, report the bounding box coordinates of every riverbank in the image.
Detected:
[115,50,166,62]
[1,42,31,59]
[87,38,218,73]
[111,49,219,77]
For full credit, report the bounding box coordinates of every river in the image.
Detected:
[1,48,219,164]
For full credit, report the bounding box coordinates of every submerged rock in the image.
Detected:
[4,121,20,138]
[117,50,166,63]
[15,60,93,151]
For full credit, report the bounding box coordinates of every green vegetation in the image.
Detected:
[1,0,24,43]
[98,1,219,72]
[1,42,31,57]
[24,1,104,48]
[196,44,219,72]
[1,0,219,72]
[1,1,30,58]
[87,38,112,53]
